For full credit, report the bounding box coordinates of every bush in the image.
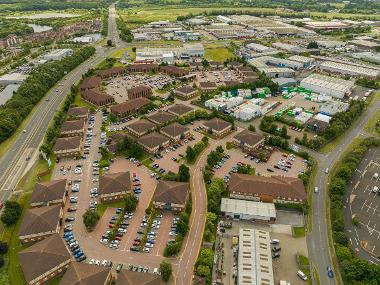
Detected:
[124,194,138,212]
[0,201,21,226]
[159,262,172,282]
[82,209,100,231]
[0,256,4,269]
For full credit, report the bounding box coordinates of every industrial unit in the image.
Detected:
[42,49,73,61]
[238,228,275,285]
[300,73,354,98]
[221,198,276,222]
[319,61,380,78]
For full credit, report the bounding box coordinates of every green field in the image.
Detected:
[204,44,234,62]
[119,6,380,28]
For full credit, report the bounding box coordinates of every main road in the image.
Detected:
[0,4,122,202]
[307,98,380,285]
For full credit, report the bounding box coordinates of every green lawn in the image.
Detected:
[293,226,306,238]
[97,201,126,217]
[298,255,312,285]
[73,92,93,108]
[364,108,380,135]
[119,6,380,28]
[204,44,234,62]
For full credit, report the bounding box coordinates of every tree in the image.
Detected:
[124,194,138,212]
[0,256,4,269]
[159,261,172,282]
[333,231,349,246]
[1,201,21,226]
[82,209,100,231]
[216,146,224,154]
[196,264,211,278]
[280,126,288,138]
[336,245,352,261]
[197,248,214,268]
[186,146,196,161]
[178,164,190,182]
[132,47,136,52]
[248,125,256,132]
[307,41,318,49]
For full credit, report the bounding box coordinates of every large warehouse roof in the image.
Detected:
[238,228,274,285]
[300,73,354,94]
[221,198,276,219]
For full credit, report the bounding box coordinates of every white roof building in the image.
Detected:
[351,52,380,65]
[300,73,354,98]
[221,198,276,221]
[272,42,305,53]
[316,40,346,48]
[0,73,27,86]
[288,55,314,67]
[205,96,244,111]
[43,49,73,61]
[320,61,380,78]
[238,228,275,285]
[319,100,350,116]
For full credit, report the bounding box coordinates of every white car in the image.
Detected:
[314,187,319,193]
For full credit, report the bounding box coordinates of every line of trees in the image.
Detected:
[329,138,380,284]
[0,46,95,145]
[195,178,227,284]
[116,18,133,42]
[185,136,209,164]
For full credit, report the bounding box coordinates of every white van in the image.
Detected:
[373,186,379,193]
[325,168,329,174]
[297,270,308,281]
[373,173,378,180]
[270,239,280,245]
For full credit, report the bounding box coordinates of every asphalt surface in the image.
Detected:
[307,98,380,285]
[0,4,122,202]
[343,149,380,265]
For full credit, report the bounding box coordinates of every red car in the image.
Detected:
[114,236,122,241]
[133,241,140,246]
[108,224,114,228]
[67,208,77,212]
[133,172,136,177]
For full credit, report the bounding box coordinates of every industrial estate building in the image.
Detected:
[319,60,380,78]
[42,49,73,61]
[221,198,276,222]
[300,73,354,98]
[238,228,274,285]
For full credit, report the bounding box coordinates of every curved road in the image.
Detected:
[308,98,380,285]
[0,5,121,202]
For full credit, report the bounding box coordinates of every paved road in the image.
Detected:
[307,99,380,285]
[0,5,122,202]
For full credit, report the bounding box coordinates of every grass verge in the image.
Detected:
[297,254,312,285]
[0,157,52,285]
[293,226,306,238]
[364,108,380,135]
[97,201,125,217]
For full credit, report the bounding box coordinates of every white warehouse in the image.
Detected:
[300,73,354,99]
[320,61,380,79]
[205,96,244,111]
[221,198,276,222]
[238,228,275,285]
